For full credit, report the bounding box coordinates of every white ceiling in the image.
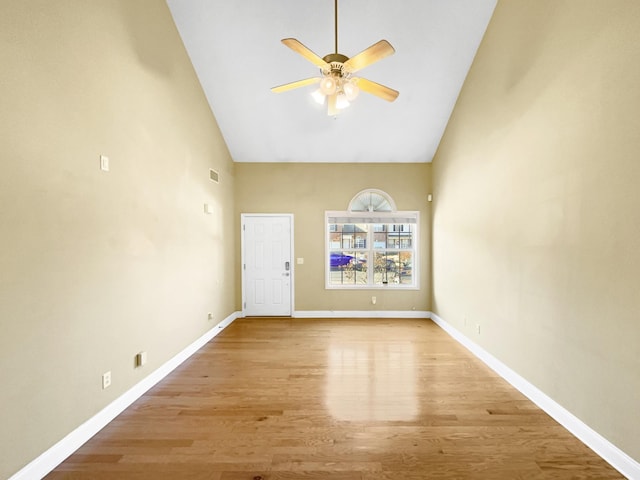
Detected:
[166,0,496,163]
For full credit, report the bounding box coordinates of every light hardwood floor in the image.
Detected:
[47,318,624,479]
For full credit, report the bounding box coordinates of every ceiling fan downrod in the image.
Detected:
[322,0,348,67]
[334,0,338,55]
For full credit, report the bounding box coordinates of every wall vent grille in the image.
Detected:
[209,168,219,183]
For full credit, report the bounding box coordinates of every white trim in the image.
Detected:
[429,312,640,480]
[9,312,240,480]
[294,310,430,319]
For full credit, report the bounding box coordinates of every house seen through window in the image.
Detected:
[326,189,418,289]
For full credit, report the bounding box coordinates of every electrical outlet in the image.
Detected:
[207,312,214,321]
[135,351,147,367]
[102,371,111,389]
[371,296,377,305]
[464,315,468,327]
[476,324,481,334]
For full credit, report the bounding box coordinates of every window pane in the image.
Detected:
[329,229,341,249]
[373,226,387,249]
[328,252,368,286]
[373,251,399,285]
[388,224,414,248]
[329,224,368,249]
[398,251,413,285]
[372,251,412,285]
[372,224,414,250]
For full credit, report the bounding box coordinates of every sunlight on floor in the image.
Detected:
[325,341,418,421]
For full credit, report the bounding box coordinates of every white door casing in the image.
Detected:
[241,214,293,316]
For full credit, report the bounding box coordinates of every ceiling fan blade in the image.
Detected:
[271,77,320,93]
[343,40,395,73]
[281,38,330,69]
[355,77,399,102]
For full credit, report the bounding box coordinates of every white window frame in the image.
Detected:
[325,210,419,290]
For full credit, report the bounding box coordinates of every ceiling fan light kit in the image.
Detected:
[271,0,399,116]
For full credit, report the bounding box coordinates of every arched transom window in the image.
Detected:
[348,189,396,212]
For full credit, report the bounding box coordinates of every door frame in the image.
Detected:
[240,213,295,317]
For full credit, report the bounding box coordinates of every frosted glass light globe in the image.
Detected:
[311,89,326,105]
[343,80,360,101]
[336,93,350,110]
[320,76,337,95]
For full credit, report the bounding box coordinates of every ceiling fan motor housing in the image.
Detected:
[322,53,350,77]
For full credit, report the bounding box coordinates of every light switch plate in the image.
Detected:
[100,155,109,172]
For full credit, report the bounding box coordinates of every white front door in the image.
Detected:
[242,214,293,316]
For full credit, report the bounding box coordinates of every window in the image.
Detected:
[326,190,418,289]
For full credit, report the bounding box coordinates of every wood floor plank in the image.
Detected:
[46,318,624,479]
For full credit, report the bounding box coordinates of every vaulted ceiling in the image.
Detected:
[166,0,497,163]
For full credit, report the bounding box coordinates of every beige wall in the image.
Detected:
[432,0,640,462]
[235,163,432,313]
[5,0,638,475]
[0,1,236,477]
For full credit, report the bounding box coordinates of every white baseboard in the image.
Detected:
[9,312,240,480]
[429,312,640,480]
[294,310,431,319]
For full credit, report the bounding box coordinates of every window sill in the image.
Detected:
[325,284,419,291]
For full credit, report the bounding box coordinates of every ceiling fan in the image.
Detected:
[271,0,399,115]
